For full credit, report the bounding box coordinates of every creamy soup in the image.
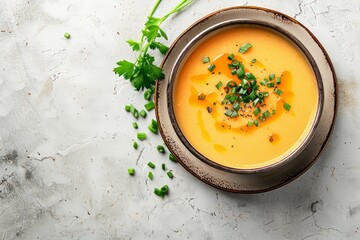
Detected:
[173,26,318,169]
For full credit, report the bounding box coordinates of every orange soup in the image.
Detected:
[173,26,319,169]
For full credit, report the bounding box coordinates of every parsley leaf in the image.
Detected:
[114,0,193,91]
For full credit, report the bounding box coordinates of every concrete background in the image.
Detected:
[0,0,359,239]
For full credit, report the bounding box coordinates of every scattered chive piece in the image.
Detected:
[64,32,71,39]
[233,102,240,111]
[132,122,138,129]
[254,107,261,116]
[272,109,276,115]
[227,81,237,88]
[269,74,275,80]
[267,82,275,88]
[259,115,265,122]
[139,110,147,118]
[284,103,291,111]
[248,120,254,127]
[208,64,216,72]
[148,125,158,134]
[125,105,131,112]
[198,93,206,100]
[227,53,235,60]
[154,188,163,197]
[274,88,283,95]
[231,69,237,75]
[137,132,147,141]
[239,42,252,53]
[167,171,174,179]
[263,110,271,118]
[148,171,153,180]
[147,162,155,169]
[225,109,233,117]
[162,163,166,171]
[202,56,210,64]
[133,141,138,149]
[263,92,269,97]
[169,154,177,162]
[144,101,155,111]
[128,168,135,175]
[276,77,281,84]
[254,120,259,127]
[253,98,260,106]
[252,58,257,63]
[130,105,139,119]
[157,145,165,153]
[216,81,223,89]
[144,90,152,100]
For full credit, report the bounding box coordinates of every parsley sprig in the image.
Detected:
[114,0,193,91]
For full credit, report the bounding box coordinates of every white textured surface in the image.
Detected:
[0,0,359,239]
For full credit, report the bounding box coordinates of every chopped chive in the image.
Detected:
[202,56,210,64]
[249,91,257,101]
[133,141,138,149]
[157,145,165,153]
[132,122,138,129]
[227,53,234,60]
[228,63,235,69]
[151,119,158,130]
[248,120,254,126]
[64,32,71,39]
[128,168,135,175]
[232,60,240,67]
[225,109,233,117]
[231,87,237,94]
[274,88,283,95]
[147,162,155,169]
[253,98,260,106]
[148,171,153,180]
[149,85,155,94]
[130,105,139,119]
[216,81,223,89]
[236,68,245,79]
[267,82,275,88]
[148,125,158,134]
[229,95,238,103]
[254,107,261,116]
[139,110,147,118]
[161,185,169,194]
[230,111,238,118]
[162,163,166,171]
[144,90,152,100]
[276,77,281,84]
[208,64,216,72]
[225,94,231,99]
[231,69,237,75]
[144,101,155,111]
[260,80,266,86]
[167,171,174,179]
[198,93,206,100]
[125,105,131,112]
[269,74,275,81]
[252,58,257,63]
[272,109,276,115]
[239,42,252,53]
[263,92,269,97]
[154,188,164,197]
[258,115,265,122]
[254,119,259,127]
[245,72,256,80]
[284,103,291,111]
[137,132,147,140]
[233,102,240,111]
[169,154,177,162]
[263,110,271,118]
[227,81,237,88]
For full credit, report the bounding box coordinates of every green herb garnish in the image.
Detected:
[137,132,147,140]
[128,168,135,175]
[114,0,193,90]
[239,43,252,53]
[202,56,210,63]
[284,103,291,111]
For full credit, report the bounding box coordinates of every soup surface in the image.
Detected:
[173,26,318,169]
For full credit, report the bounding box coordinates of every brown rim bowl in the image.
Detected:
[155,6,337,193]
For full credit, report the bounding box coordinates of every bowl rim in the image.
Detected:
[164,7,325,174]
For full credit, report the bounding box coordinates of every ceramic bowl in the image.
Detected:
[155,7,337,193]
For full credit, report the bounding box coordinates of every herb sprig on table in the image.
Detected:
[114,0,193,91]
